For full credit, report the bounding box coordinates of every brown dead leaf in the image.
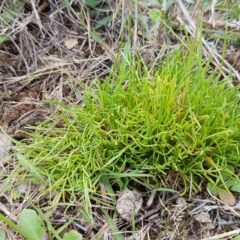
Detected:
[64,37,78,49]
[218,189,236,206]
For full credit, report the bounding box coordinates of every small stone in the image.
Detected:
[194,211,212,223]
[0,133,12,161]
[116,189,143,221]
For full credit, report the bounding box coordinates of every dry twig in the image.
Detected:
[177,0,240,85]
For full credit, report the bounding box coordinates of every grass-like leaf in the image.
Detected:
[14,44,240,208]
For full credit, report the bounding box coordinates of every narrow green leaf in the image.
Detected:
[0,213,28,239]
[102,209,124,240]
[94,15,112,30]
[16,153,43,181]
[1,0,25,27]
[100,175,116,201]
[84,0,101,8]
[149,8,163,22]
[0,35,9,44]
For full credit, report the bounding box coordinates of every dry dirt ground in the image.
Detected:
[1,1,240,239]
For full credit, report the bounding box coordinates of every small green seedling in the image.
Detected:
[18,209,45,240]
[0,209,82,240]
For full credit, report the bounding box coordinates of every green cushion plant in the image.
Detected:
[14,44,240,211]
